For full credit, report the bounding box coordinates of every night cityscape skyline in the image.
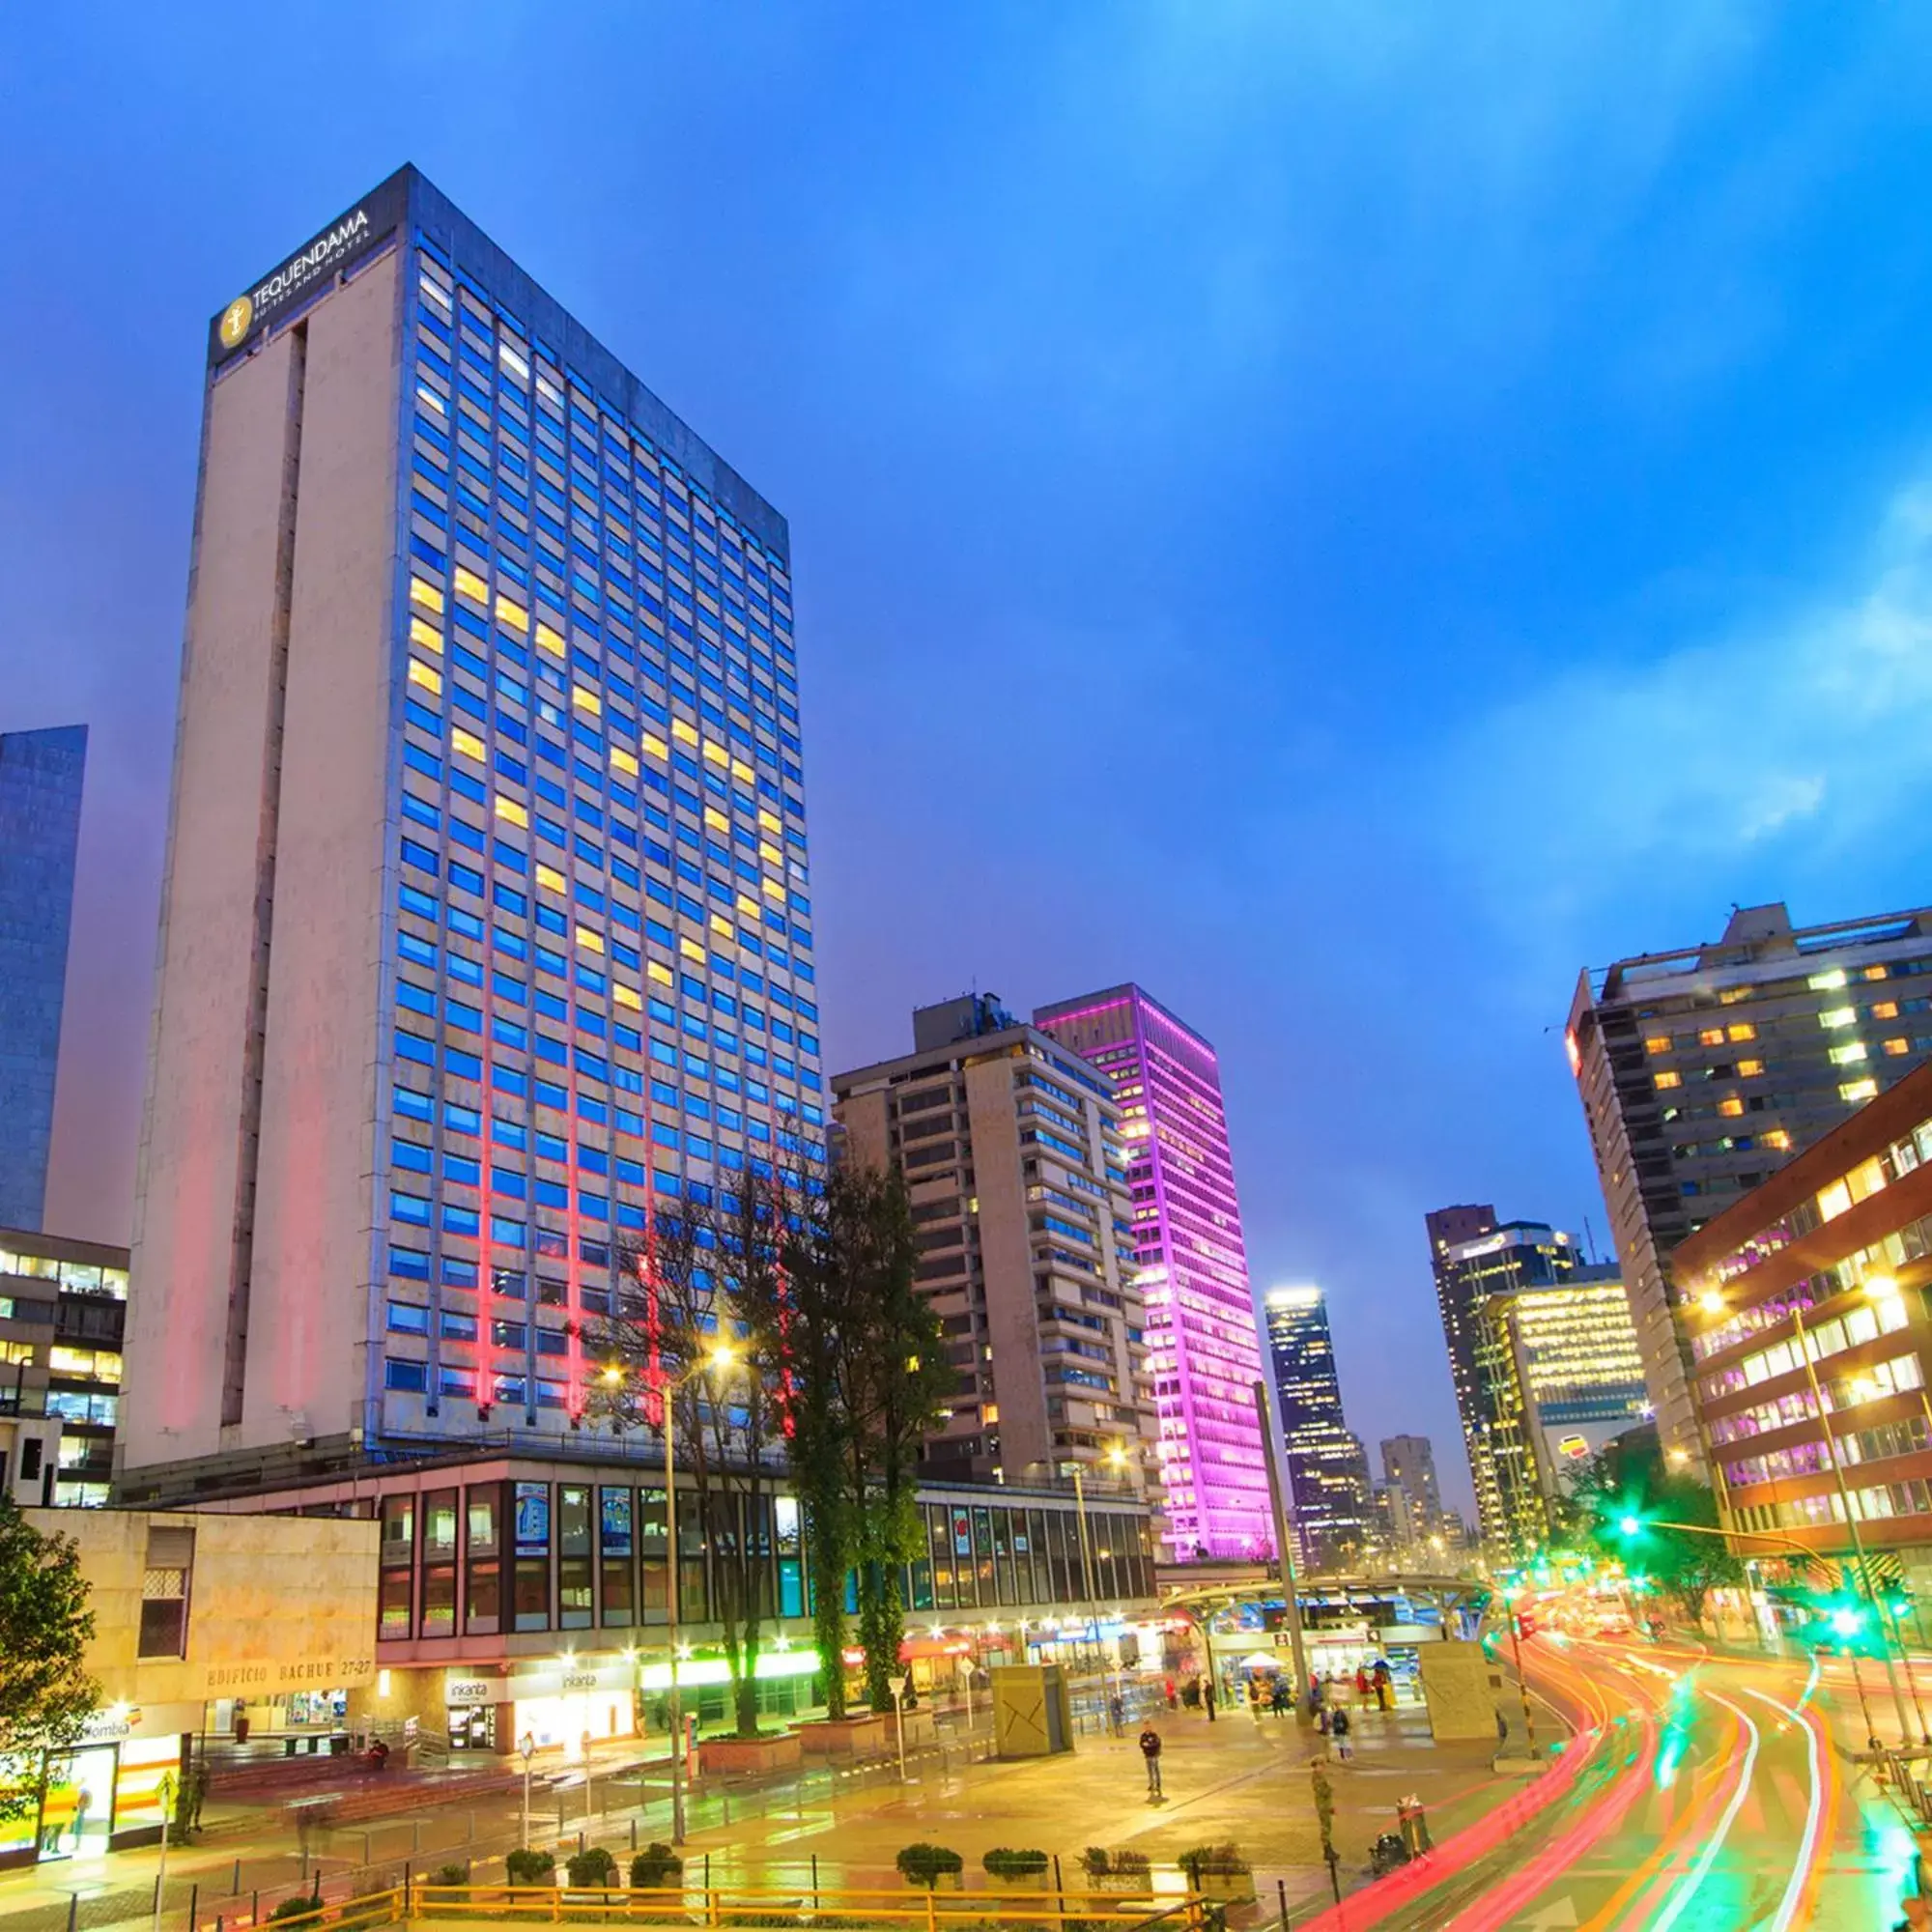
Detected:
[13,11,1932,1519]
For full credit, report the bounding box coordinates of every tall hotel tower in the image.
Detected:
[122,169,820,1489]
[1035,986,1269,1558]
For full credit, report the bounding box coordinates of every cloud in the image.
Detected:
[1436,466,1932,919]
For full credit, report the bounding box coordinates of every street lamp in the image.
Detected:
[609,1338,738,1845]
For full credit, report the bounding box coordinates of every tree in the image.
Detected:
[1569,1435,1743,1628]
[780,1162,953,1717]
[0,1494,98,1823]
[589,1172,791,1739]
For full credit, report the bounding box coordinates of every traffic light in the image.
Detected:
[1617,1514,1643,1540]
[1830,1605,1866,1640]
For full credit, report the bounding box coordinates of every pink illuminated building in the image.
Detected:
[1035,985,1271,1558]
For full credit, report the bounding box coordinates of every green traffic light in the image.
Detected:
[1830,1605,1865,1637]
[1617,1514,1642,1538]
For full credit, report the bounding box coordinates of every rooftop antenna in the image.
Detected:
[1582,1216,1600,1264]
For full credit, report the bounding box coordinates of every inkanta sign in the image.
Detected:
[209,169,411,366]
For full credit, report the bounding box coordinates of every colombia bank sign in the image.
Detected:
[209,171,409,364]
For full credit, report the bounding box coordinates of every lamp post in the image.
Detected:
[1252,1379,1312,1714]
[519,1732,535,1849]
[611,1340,738,1846]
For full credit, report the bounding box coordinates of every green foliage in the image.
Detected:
[428,1865,469,1888]
[1568,1436,1743,1626]
[564,1848,617,1888]
[1178,1844,1249,1882]
[895,1842,964,1889]
[1080,1849,1112,1878]
[981,1848,1049,1878]
[506,1849,556,1886]
[269,1897,322,1923]
[0,1495,99,1826]
[630,1845,684,1889]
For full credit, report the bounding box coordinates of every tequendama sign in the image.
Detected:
[209,170,410,365]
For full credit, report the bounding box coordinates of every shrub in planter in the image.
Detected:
[1178,1844,1249,1885]
[1110,1852,1151,1881]
[631,1845,685,1890]
[896,1843,964,1889]
[506,1848,556,1887]
[270,1897,322,1924]
[1079,1850,1111,1880]
[565,1848,619,1889]
[982,1849,1050,1884]
[429,1865,469,1888]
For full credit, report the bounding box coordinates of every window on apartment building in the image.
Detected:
[138,1527,195,1659]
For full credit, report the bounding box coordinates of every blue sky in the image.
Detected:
[8,4,1932,1512]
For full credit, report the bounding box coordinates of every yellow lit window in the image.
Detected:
[535,864,567,894]
[1865,965,1890,981]
[451,726,485,761]
[671,718,699,746]
[1645,1037,1672,1056]
[535,622,566,658]
[1841,1078,1879,1103]
[730,757,754,784]
[1810,969,1850,992]
[679,937,705,962]
[1886,1037,1911,1056]
[0,1341,35,1368]
[408,659,442,696]
[1820,1006,1855,1028]
[1699,1027,1725,1047]
[647,961,674,986]
[453,566,489,605]
[710,914,733,940]
[573,686,602,716]
[703,807,729,835]
[496,594,528,634]
[410,577,444,615]
[613,983,641,1010]
[1726,1022,1756,1042]
[1874,1001,1900,1019]
[576,925,606,954]
[757,808,782,834]
[495,796,528,828]
[702,740,728,768]
[759,840,782,867]
[736,894,760,918]
[1737,1059,1764,1076]
[1763,1129,1793,1151]
[1718,1096,1744,1118]
[762,878,785,901]
[410,616,443,654]
[641,732,668,762]
[1654,1070,1682,1090]
[611,747,639,779]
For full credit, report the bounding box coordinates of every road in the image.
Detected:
[1299,1630,1928,1930]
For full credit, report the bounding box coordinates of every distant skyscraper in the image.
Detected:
[833,995,1159,1494]
[1435,1221,1585,1560]
[1263,1284,1372,1571]
[123,168,818,1488]
[0,725,87,1232]
[1380,1435,1444,1532]
[1569,901,1932,1469]
[1035,985,1268,1558]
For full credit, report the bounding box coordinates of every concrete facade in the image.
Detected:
[833,997,1159,1494]
[1568,900,1932,1472]
[0,724,86,1233]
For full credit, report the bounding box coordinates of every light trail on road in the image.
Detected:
[1737,1681,1829,1932]
[1641,1690,1758,1932]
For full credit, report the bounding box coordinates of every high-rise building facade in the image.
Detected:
[1435,1221,1586,1559]
[1569,901,1932,1470]
[1478,1261,1649,1559]
[1263,1284,1372,1571]
[1033,985,1268,1558]
[1425,1203,1496,1504]
[832,995,1159,1495]
[0,724,87,1233]
[124,168,820,1486]
[1676,1057,1932,1579]
[1380,1435,1444,1533]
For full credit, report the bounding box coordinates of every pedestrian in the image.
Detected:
[1269,1677,1291,1719]
[1139,1725,1164,1798]
[1354,1663,1370,1701]
[1330,1706,1352,1761]
[71,1785,92,1851]
[1374,1661,1394,1713]
[186,1759,209,1833]
[1164,1676,1178,1712]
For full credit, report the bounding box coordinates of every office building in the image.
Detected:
[1678,1058,1932,1582]
[1380,1434,1445,1541]
[0,724,87,1232]
[0,1228,126,1508]
[123,166,820,1491]
[1478,1262,1649,1558]
[1033,985,1268,1558]
[1435,1221,1591,1559]
[833,994,1159,1493]
[1425,1204,1497,1505]
[1263,1284,1373,1571]
[1569,900,1932,1472]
